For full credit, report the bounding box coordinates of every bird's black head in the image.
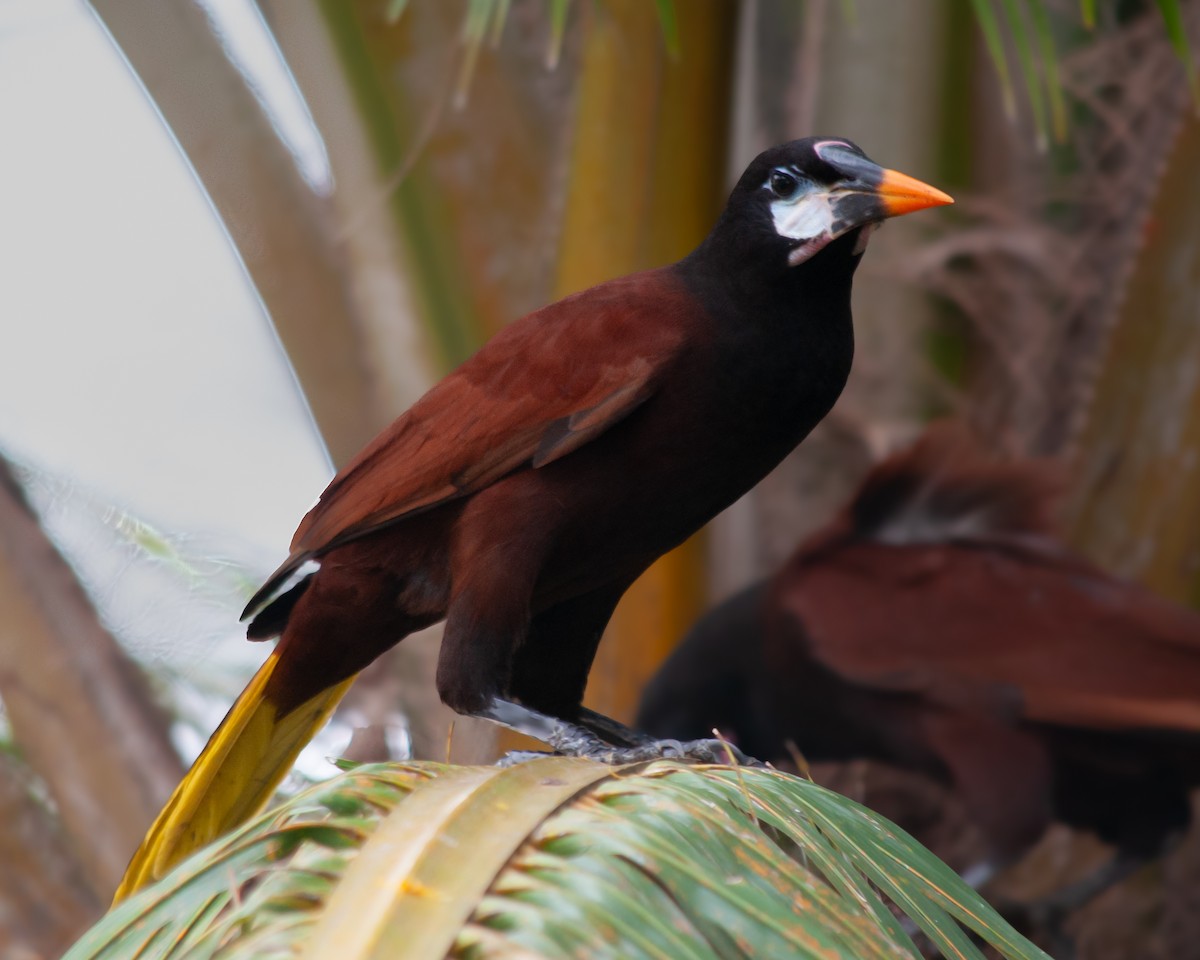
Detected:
[692,137,952,281]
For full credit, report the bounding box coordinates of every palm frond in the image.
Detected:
[1153,0,1199,99]
[66,759,1050,960]
[652,0,681,59]
[387,0,681,102]
[968,0,1196,144]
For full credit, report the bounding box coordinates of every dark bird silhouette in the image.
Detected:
[638,425,1200,894]
[115,138,950,899]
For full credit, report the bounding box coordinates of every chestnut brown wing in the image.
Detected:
[245,270,689,614]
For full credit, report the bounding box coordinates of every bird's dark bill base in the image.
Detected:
[480,697,762,766]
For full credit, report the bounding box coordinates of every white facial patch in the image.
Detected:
[770,193,837,266]
[770,193,835,241]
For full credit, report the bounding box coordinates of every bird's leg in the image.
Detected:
[507,584,653,750]
[500,584,758,762]
[479,697,762,766]
[575,706,656,747]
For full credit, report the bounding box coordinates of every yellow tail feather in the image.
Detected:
[113,651,356,902]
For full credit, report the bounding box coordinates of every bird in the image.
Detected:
[637,423,1200,903]
[114,138,951,899]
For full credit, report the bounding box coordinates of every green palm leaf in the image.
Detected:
[66,759,1050,960]
[1153,0,1200,99]
[970,0,1196,143]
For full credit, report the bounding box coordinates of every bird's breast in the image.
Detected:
[536,314,853,587]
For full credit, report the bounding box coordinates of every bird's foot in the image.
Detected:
[479,697,762,766]
[563,735,764,767]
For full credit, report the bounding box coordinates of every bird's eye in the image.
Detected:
[769,170,801,199]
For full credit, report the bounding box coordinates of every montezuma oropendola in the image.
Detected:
[637,424,1200,888]
[114,138,951,899]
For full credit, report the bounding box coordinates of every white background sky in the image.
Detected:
[0,0,331,549]
[0,0,347,759]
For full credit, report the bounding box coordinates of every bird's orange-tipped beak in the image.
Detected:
[876,168,954,218]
